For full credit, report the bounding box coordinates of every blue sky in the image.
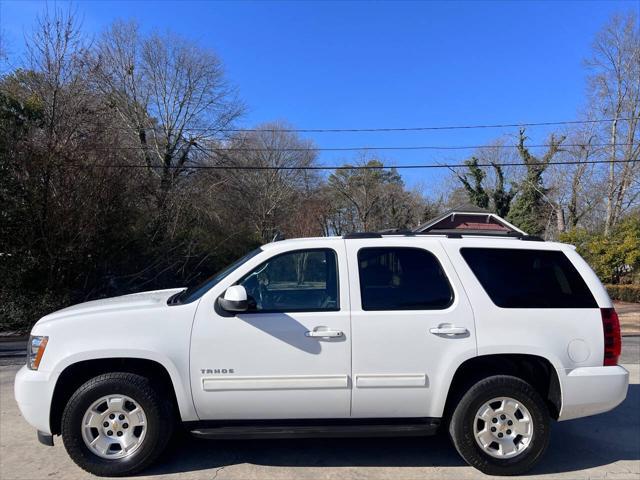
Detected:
[1,0,636,189]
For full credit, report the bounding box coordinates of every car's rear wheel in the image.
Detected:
[449,375,550,476]
[61,372,174,476]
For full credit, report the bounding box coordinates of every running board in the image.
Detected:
[189,418,440,440]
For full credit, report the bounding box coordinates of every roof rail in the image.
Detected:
[343,232,383,239]
[519,235,545,242]
[377,228,415,235]
[342,230,545,241]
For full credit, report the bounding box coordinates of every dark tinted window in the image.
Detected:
[358,248,453,310]
[239,249,339,312]
[460,248,597,308]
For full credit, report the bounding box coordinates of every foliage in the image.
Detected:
[507,129,565,236]
[456,157,514,217]
[326,159,427,233]
[456,157,490,209]
[605,285,640,303]
[455,12,639,238]
[491,162,515,218]
[2,8,639,334]
[560,215,640,284]
[0,11,434,332]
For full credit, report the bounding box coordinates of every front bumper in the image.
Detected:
[558,365,629,421]
[38,430,54,446]
[14,365,58,435]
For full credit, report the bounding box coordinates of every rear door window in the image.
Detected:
[460,248,597,308]
[357,247,453,310]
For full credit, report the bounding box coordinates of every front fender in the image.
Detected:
[50,349,198,422]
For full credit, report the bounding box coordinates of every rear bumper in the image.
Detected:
[558,365,629,421]
[14,365,57,435]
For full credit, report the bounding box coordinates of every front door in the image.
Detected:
[190,243,351,420]
[345,238,476,418]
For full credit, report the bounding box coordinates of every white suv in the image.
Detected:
[15,232,629,476]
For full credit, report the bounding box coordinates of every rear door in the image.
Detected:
[346,238,477,418]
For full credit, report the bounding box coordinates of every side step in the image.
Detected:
[189,418,440,440]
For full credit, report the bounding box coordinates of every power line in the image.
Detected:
[95,117,638,133]
[63,142,639,152]
[219,117,640,133]
[49,158,638,171]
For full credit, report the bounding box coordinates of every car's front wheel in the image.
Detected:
[61,372,174,476]
[449,375,550,476]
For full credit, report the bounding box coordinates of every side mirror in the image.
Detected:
[218,285,248,313]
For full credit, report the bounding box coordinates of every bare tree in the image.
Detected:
[546,125,604,233]
[94,21,244,207]
[586,11,640,235]
[219,123,318,242]
[20,8,94,277]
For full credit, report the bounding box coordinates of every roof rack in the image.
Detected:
[342,230,544,241]
[519,235,544,242]
[342,232,383,239]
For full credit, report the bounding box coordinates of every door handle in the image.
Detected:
[429,325,469,336]
[305,328,344,338]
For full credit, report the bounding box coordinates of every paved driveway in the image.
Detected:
[1,363,638,479]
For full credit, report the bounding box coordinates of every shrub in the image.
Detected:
[606,285,640,303]
[0,289,69,334]
[560,216,640,284]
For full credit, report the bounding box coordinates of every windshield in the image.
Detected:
[171,248,263,304]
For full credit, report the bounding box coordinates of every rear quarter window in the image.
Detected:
[460,248,597,308]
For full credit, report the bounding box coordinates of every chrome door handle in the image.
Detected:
[305,328,344,338]
[429,325,469,336]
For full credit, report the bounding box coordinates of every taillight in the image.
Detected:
[601,308,621,366]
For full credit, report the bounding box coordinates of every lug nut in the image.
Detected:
[119,414,125,420]
[109,414,115,419]
[507,420,513,426]
[490,427,496,432]
[123,423,128,429]
[103,422,109,427]
[506,429,512,435]
[107,430,113,436]
[492,418,498,423]
[500,414,506,420]
[498,432,503,438]
[117,431,123,437]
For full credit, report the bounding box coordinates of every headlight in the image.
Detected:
[27,335,48,370]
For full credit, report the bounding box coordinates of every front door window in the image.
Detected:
[239,249,339,312]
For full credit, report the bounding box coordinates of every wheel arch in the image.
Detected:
[49,356,193,435]
[442,353,562,421]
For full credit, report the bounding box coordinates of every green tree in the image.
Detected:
[455,157,490,209]
[561,215,640,284]
[456,157,515,217]
[507,129,565,236]
[327,158,424,233]
[491,162,515,218]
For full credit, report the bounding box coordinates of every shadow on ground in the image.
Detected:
[144,384,640,477]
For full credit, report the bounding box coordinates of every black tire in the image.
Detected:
[61,372,175,477]
[448,375,550,476]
